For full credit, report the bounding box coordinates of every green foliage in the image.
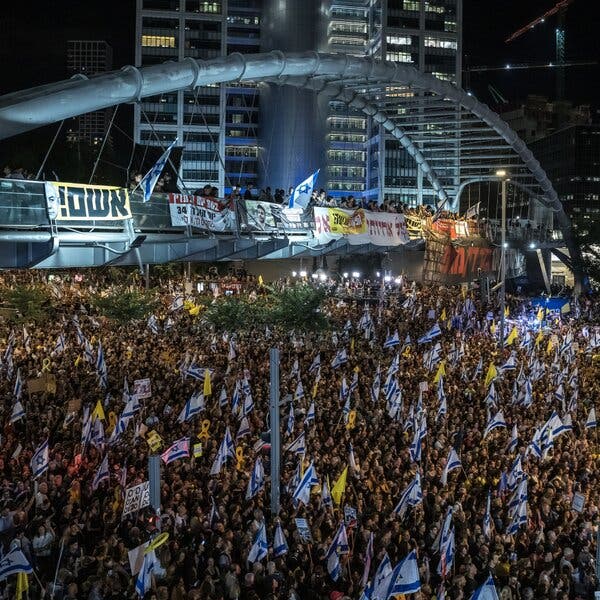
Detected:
[2,284,53,323]
[268,284,329,331]
[574,219,600,285]
[92,289,158,324]
[203,285,328,332]
[203,297,265,331]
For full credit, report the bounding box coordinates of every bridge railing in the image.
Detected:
[0,179,49,228]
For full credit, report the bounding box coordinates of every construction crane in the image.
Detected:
[505,0,576,100]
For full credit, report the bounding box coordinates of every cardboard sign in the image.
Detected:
[146,430,163,452]
[27,374,56,395]
[133,378,152,399]
[344,506,358,529]
[295,518,312,542]
[122,481,150,517]
[128,542,148,576]
[193,443,203,458]
[572,492,585,513]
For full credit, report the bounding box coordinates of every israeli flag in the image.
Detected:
[331,348,348,369]
[440,448,461,486]
[304,403,315,426]
[10,401,25,423]
[210,428,235,475]
[499,353,517,372]
[483,489,492,538]
[470,575,500,600]
[92,454,110,491]
[585,407,597,429]
[0,548,33,581]
[147,315,160,335]
[219,386,228,408]
[371,553,393,600]
[30,439,49,479]
[387,353,399,377]
[507,455,524,492]
[289,169,320,209]
[483,411,507,439]
[13,368,23,401]
[177,392,205,423]
[393,471,423,518]
[383,330,400,349]
[294,381,304,401]
[326,522,350,559]
[135,551,155,597]
[242,392,254,417]
[246,457,265,500]
[418,323,442,344]
[248,522,268,563]
[558,412,573,434]
[273,522,288,557]
[472,357,483,381]
[308,354,321,374]
[507,424,519,453]
[236,416,251,440]
[139,139,177,202]
[292,461,316,505]
[371,365,381,403]
[54,333,66,355]
[385,550,421,596]
[161,437,190,465]
[321,476,333,508]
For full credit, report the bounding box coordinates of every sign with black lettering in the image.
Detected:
[122,481,150,517]
[52,182,132,221]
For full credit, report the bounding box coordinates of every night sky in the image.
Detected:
[1,0,599,110]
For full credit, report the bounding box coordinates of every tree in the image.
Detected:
[203,297,265,331]
[92,289,158,324]
[573,218,600,285]
[2,284,54,323]
[268,284,329,331]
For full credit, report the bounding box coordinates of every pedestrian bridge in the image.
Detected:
[0,178,565,275]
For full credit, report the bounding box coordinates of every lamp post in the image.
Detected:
[496,170,508,347]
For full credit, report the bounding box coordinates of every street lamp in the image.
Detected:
[496,169,509,347]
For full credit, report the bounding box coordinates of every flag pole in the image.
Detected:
[270,348,281,516]
[50,537,65,599]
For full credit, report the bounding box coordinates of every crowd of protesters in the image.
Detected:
[0,268,598,600]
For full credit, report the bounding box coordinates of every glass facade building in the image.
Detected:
[134,0,461,203]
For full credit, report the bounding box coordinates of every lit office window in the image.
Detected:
[142,35,176,48]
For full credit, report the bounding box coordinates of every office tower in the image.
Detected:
[134,0,462,204]
[365,0,462,206]
[134,0,261,194]
[66,41,114,145]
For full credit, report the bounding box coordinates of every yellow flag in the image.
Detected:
[312,379,319,399]
[546,339,554,354]
[490,322,497,335]
[560,303,571,314]
[350,337,355,353]
[504,306,510,317]
[74,355,82,367]
[203,370,212,396]
[484,363,497,387]
[258,275,264,286]
[535,330,544,347]
[189,304,201,316]
[441,308,447,321]
[331,466,348,506]
[16,572,28,600]
[433,360,446,384]
[506,327,518,346]
[92,399,105,421]
[536,307,544,322]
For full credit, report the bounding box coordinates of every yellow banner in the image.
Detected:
[328,208,367,235]
[49,182,132,221]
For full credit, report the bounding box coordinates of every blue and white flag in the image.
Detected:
[393,471,423,518]
[210,428,235,475]
[236,416,251,440]
[483,489,492,538]
[289,169,320,209]
[0,548,33,581]
[135,551,155,597]
[246,457,265,500]
[472,357,483,381]
[418,322,441,344]
[371,364,381,403]
[219,386,228,409]
[585,407,597,429]
[470,575,500,600]
[506,478,528,535]
[177,392,205,423]
[331,348,348,369]
[140,139,177,202]
[13,368,23,401]
[321,476,333,508]
[286,403,295,436]
[385,550,421,596]
[483,411,507,439]
[248,522,268,563]
[499,353,517,372]
[273,522,289,557]
[92,454,110,491]
[437,509,455,578]
[308,353,321,374]
[371,553,393,600]
[304,402,315,426]
[10,401,25,423]
[169,295,184,312]
[31,439,49,479]
[326,522,350,561]
[53,333,66,355]
[361,531,374,588]
[292,461,317,505]
[294,380,304,401]
[440,448,461,486]
[161,437,190,465]
[286,431,306,455]
[383,330,400,349]
[147,315,160,335]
